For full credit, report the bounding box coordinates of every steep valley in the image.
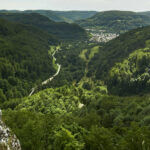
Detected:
[1,10,150,150]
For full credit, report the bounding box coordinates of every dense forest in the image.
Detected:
[2,85,150,150]
[1,10,150,150]
[88,25,150,79]
[0,10,97,23]
[0,13,88,41]
[0,18,59,101]
[76,11,150,33]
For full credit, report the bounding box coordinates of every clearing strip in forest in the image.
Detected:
[29,45,61,96]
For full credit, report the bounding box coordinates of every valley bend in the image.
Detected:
[0,0,150,150]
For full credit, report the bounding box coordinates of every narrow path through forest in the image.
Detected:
[29,47,61,96]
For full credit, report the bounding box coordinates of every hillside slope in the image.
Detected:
[0,13,88,41]
[50,11,98,22]
[88,25,150,81]
[107,47,150,95]
[138,11,150,17]
[76,11,150,33]
[0,10,97,23]
[3,85,150,149]
[0,18,58,100]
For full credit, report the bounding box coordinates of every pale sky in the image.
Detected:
[0,0,150,12]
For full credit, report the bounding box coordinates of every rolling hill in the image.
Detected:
[1,9,150,150]
[76,11,150,33]
[88,25,150,95]
[0,18,58,100]
[0,13,88,41]
[0,10,97,23]
[49,11,98,22]
[138,11,150,17]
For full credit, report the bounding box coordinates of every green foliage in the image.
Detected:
[89,25,150,81]
[3,108,86,150]
[53,127,84,150]
[2,10,150,150]
[94,86,108,94]
[108,47,150,95]
[85,126,115,150]
[0,89,6,103]
[0,13,88,41]
[52,11,97,23]
[0,18,58,100]
[46,43,88,87]
[0,144,7,150]
[88,46,99,61]
[0,10,97,23]
[79,49,88,62]
[3,110,55,150]
[82,82,91,90]
[3,85,150,150]
[15,86,80,115]
[77,10,150,33]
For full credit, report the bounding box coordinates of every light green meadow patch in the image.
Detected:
[79,49,88,62]
[146,40,150,48]
[89,46,99,61]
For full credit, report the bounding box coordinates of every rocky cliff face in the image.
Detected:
[0,120,21,150]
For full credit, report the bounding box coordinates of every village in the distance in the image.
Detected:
[86,28,119,42]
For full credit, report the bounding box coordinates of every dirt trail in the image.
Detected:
[29,48,61,96]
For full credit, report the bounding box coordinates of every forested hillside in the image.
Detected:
[3,85,150,149]
[87,25,150,96]
[108,47,150,95]
[2,9,150,150]
[0,18,58,101]
[138,11,150,17]
[50,11,97,22]
[0,13,88,41]
[0,10,97,23]
[88,25,150,77]
[77,11,150,33]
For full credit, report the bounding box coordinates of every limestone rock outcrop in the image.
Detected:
[0,119,21,150]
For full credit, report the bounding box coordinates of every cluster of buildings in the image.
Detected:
[86,28,119,43]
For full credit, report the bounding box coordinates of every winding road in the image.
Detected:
[29,48,61,96]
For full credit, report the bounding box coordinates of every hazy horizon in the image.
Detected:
[0,0,150,12]
[0,9,150,13]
